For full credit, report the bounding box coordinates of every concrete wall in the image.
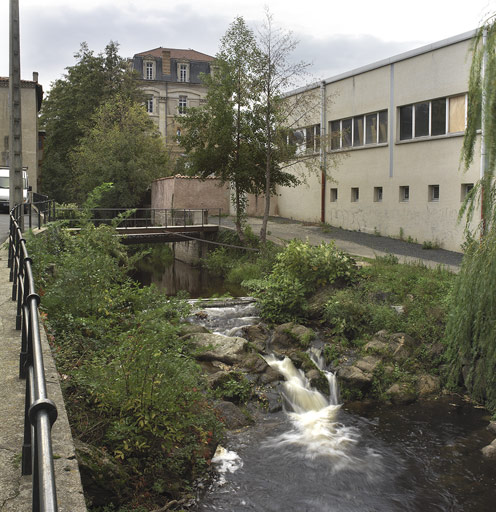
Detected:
[0,79,40,192]
[276,32,479,251]
[151,176,230,213]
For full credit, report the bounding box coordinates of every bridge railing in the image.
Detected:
[8,202,59,512]
[53,207,223,228]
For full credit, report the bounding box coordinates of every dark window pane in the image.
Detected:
[330,120,340,150]
[366,113,377,144]
[379,110,388,143]
[315,124,320,151]
[305,126,314,152]
[342,118,352,148]
[400,105,413,140]
[353,117,364,146]
[415,102,429,137]
[431,99,446,136]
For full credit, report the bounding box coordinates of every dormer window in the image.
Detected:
[145,61,154,80]
[178,62,189,82]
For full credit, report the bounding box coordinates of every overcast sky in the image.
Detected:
[0,0,495,92]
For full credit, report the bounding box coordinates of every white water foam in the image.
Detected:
[211,446,243,485]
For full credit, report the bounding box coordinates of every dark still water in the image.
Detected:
[130,247,246,298]
[199,396,496,512]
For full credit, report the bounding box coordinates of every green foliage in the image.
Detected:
[213,371,252,403]
[27,222,222,506]
[323,288,402,342]
[72,94,169,207]
[40,41,146,203]
[246,240,357,323]
[445,230,496,411]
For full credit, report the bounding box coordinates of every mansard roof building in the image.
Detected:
[131,47,214,161]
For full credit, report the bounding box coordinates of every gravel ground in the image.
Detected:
[219,215,463,272]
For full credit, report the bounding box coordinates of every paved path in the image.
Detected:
[221,216,463,272]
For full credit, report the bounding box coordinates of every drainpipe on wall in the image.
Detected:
[320,81,327,223]
[480,27,488,236]
[165,81,168,147]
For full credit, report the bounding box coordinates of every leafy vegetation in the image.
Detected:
[40,42,168,206]
[27,221,222,510]
[245,240,357,323]
[444,14,496,414]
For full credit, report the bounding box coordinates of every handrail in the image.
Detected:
[53,207,223,228]
[8,202,58,512]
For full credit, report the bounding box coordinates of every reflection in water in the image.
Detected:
[132,257,246,298]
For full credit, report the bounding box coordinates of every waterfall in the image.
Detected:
[263,353,359,463]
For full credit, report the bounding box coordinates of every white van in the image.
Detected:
[0,167,29,212]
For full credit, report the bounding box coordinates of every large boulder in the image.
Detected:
[481,439,496,459]
[240,323,270,353]
[214,401,252,429]
[270,323,315,355]
[188,333,248,364]
[416,374,441,397]
[386,382,417,405]
[337,366,373,390]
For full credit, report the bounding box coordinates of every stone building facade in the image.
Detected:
[131,48,214,163]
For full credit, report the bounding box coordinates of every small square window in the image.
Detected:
[429,185,440,202]
[330,188,338,202]
[461,183,474,201]
[374,186,383,202]
[351,187,359,202]
[400,186,409,202]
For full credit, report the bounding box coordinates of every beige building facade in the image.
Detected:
[131,48,213,163]
[0,74,43,192]
[278,31,480,252]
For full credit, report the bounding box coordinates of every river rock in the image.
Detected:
[355,356,381,374]
[386,383,417,404]
[188,333,248,364]
[337,366,373,390]
[417,374,441,397]
[481,439,496,459]
[271,323,315,355]
[74,440,130,507]
[240,324,269,353]
[179,323,210,337]
[488,421,496,435]
[214,400,252,429]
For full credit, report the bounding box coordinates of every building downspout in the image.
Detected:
[480,27,488,236]
[320,81,327,223]
[166,81,170,147]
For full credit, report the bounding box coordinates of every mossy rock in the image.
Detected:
[271,323,315,354]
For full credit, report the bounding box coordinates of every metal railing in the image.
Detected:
[8,202,58,512]
[53,207,223,228]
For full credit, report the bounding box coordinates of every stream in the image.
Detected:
[134,254,496,512]
[190,302,495,512]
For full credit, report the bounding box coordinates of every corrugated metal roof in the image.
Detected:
[135,48,214,62]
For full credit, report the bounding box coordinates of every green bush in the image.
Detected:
[245,240,357,323]
[27,221,223,507]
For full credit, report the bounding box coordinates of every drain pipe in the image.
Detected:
[320,81,327,223]
[480,27,488,237]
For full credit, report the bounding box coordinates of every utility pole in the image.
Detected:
[9,0,24,229]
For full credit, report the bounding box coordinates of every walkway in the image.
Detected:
[222,216,463,272]
[0,241,87,511]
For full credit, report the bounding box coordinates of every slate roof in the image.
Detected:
[135,48,214,62]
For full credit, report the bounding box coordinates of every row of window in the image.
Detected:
[330,110,388,150]
[291,94,469,153]
[144,61,190,82]
[145,95,188,114]
[330,183,474,203]
[399,94,466,140]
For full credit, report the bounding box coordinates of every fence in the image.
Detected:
[53,207,222,228]
[8,202,58,512]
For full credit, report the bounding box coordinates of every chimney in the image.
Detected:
[162,50,171,75]
[32,71,38,83]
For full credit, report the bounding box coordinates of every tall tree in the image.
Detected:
[445,15,496,412]
[40,42,143,203]
[255,11,314,242]
[72,94,168,208]
[179,17,263,239]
